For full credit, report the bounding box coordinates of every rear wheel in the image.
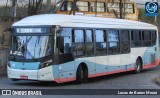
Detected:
[135,58,142,73]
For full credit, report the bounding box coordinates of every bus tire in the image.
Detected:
[134,58,142,74]
[76,65,83,84]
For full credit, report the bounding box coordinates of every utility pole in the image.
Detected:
[12,0,17,21]
[153,0,157,23]
[119,0,122,19]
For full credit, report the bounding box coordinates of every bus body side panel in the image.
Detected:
[55,61,75,83]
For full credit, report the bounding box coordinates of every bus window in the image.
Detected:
[73,30,85,56]
[120,30,130,53]
[52,1,62,13]
[142,30,151,46]
[107,2,119,13]
[86,30,93,55]
[91,2,105,12]
[131,30,142,47]
[108,30,120,54]
[76,1,89,11]
[61,1,73,11]
[123,3,134,14]
[95,30,106,55]
[151,31,157,45]
[60,28,72,54]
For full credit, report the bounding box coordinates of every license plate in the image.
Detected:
[20,75,28,80]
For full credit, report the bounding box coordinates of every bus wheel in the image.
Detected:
[76,65,82,84]
[76,64,88,84]
[134,58,142,73]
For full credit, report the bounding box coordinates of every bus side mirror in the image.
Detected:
[57,36,64,49]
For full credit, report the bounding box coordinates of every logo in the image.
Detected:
[145,2,158,16]
[2,90,11,95]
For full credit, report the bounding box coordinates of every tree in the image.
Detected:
[28,0,43,16]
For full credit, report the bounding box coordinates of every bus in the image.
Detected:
[52,0,139,20]
[4,14,159,84]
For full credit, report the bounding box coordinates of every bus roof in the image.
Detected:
[13,14,157,30]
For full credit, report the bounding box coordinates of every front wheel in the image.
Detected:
[76,65,82,84]
[134,58,142,73]
[76,65,88,84]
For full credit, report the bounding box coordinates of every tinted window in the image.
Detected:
[86,30,93,42]
[151,31,157,45]
[86,30,93,55]
[108,30,120,54]
[142,30,151,46]
[74,30,84,42]
[73,30,85,56]
[60,28,72,54]
[95,30,106,55]
[120,30,130,53]
[131,30,142,47]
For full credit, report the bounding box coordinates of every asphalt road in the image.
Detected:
[0,66,160,98]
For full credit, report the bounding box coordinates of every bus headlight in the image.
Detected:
[39,62,52,69]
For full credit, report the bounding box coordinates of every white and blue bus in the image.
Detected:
[5,14,159,83]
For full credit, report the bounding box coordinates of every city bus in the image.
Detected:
[52,0,139,20]
[4,14,159,84]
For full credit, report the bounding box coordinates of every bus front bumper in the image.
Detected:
[7,66,54,81]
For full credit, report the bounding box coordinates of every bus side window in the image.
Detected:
[131,30,142,47]
[76,1,89,11]
[120,30,130,53]
[86,30,94,55]
[142,30,151,46]
[60,28,72,54]
[95,30,106,55]
[151,31,157,46]
[108,30,120,54]
[73,30,85,56]
[61,1,73,11]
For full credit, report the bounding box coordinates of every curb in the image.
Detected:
[154,77,160,86]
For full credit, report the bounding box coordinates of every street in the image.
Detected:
[0,66,160,98]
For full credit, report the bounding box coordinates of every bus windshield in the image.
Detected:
[10,35,53,59]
